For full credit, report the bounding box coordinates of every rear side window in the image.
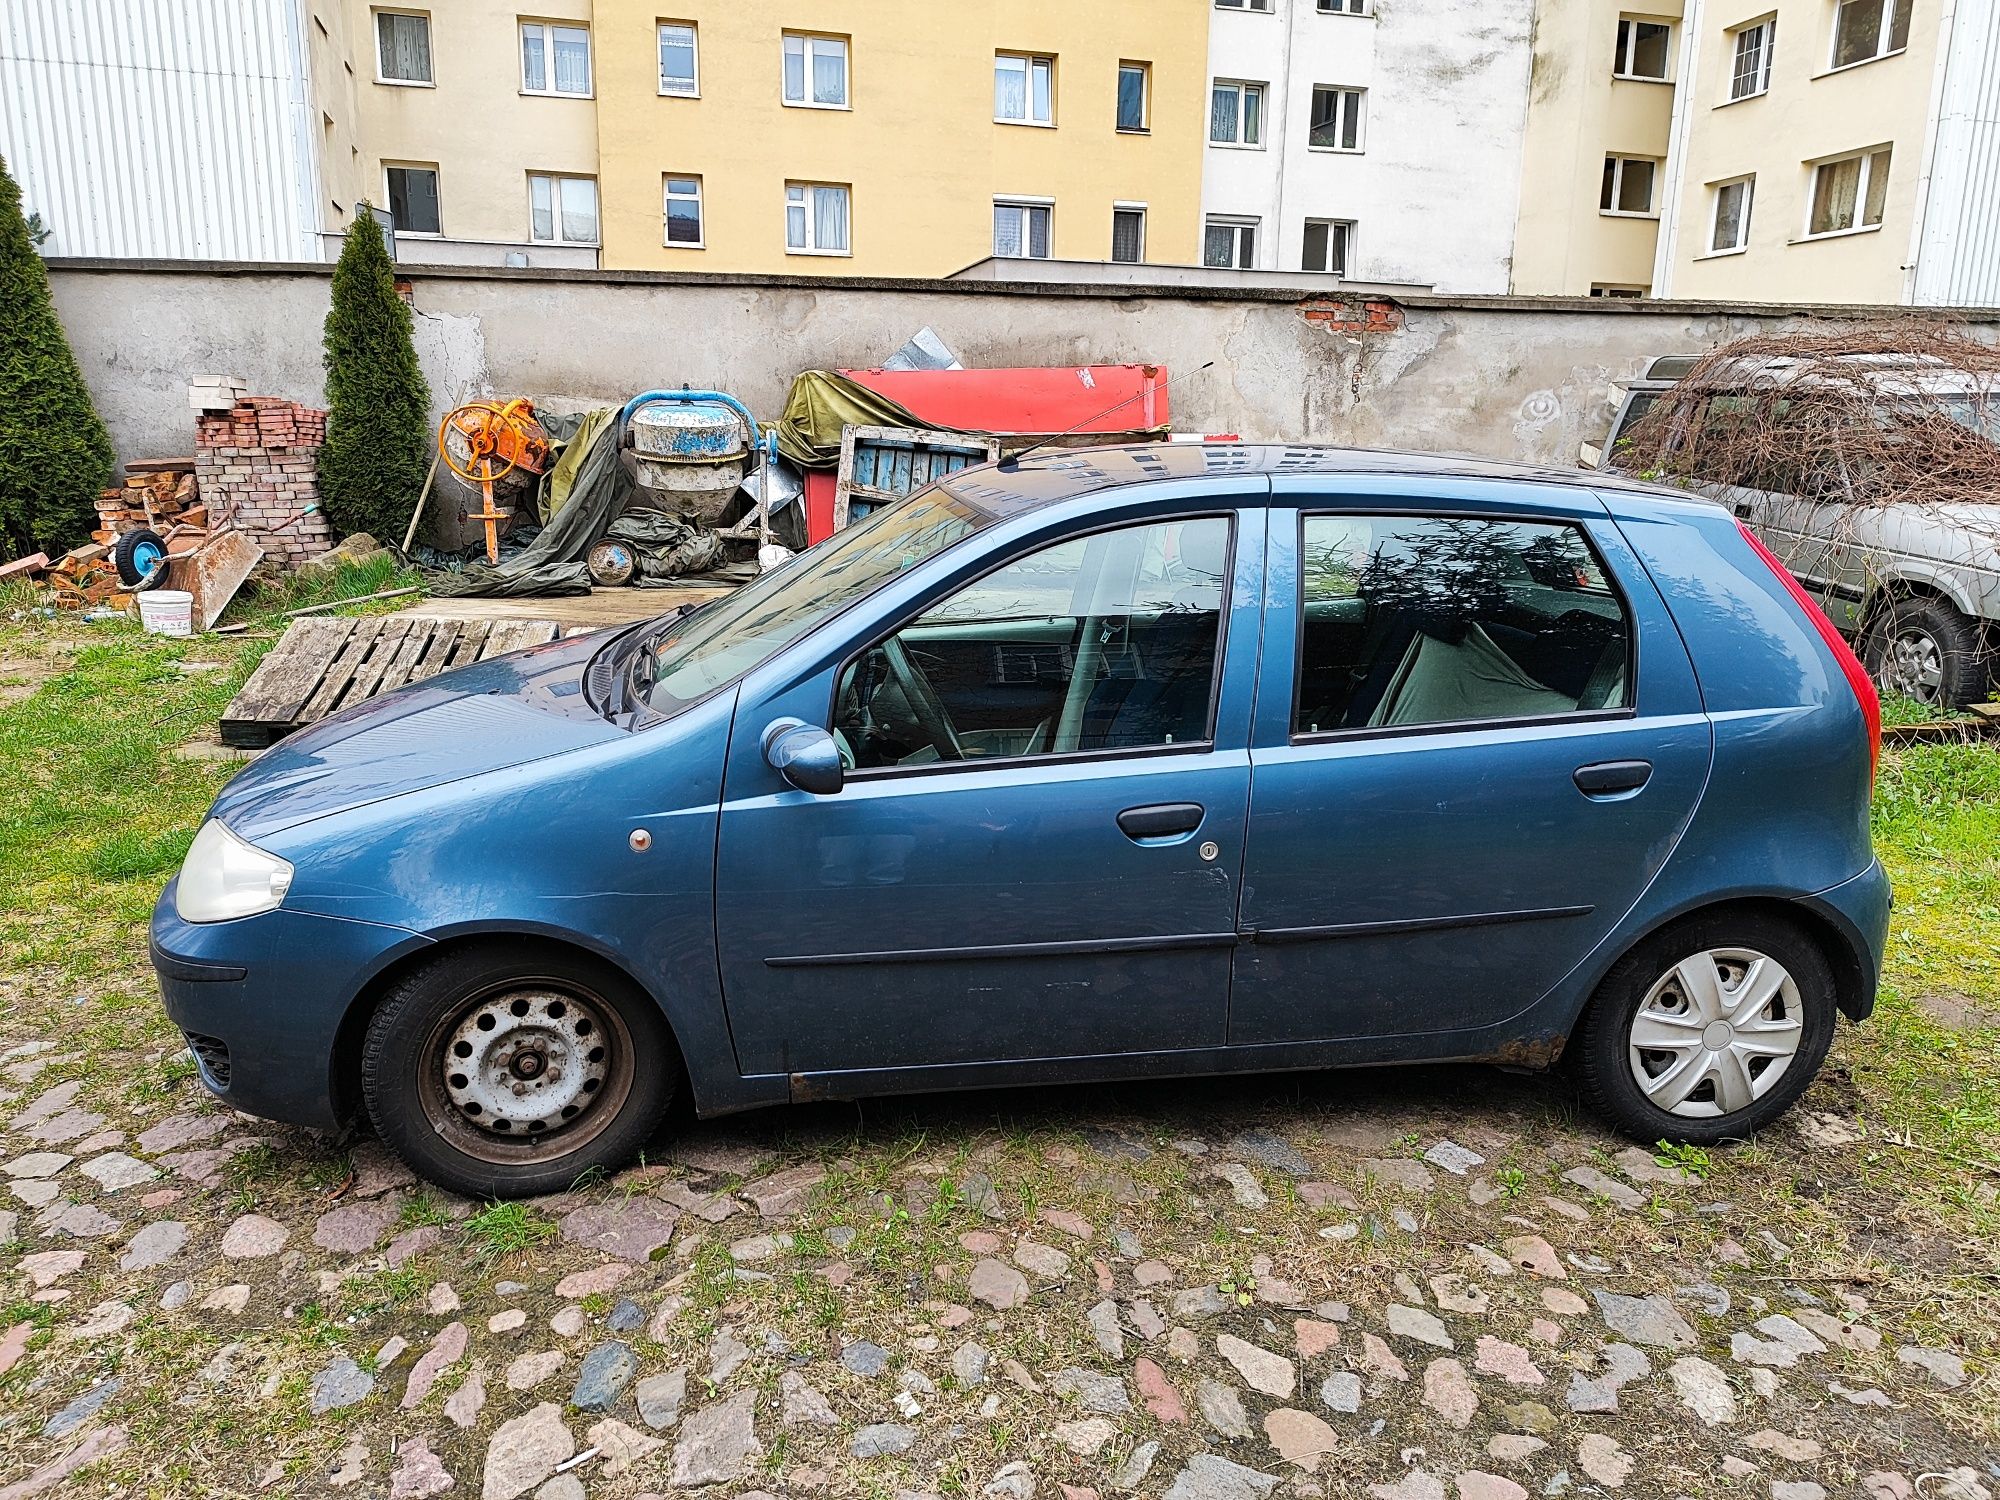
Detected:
[1294,515,1630,734]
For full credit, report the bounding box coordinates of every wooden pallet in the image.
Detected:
[221,614,562,748]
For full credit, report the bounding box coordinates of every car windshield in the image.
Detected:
[1937,392,2000,445]
[643,489,988,714]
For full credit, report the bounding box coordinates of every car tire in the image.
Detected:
[1862,595,1989,710]
[1574,911,1837,1147]
[361,941,678,1199]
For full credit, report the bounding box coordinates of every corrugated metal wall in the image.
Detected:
[1916,3,2000,306]
[0,0,322,260]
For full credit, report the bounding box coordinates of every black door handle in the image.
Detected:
[1574,760,1653,797]
[1117,802,1204,840]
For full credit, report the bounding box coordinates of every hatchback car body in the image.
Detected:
[152,446,1889,1197]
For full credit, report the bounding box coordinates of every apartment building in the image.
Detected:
[1197,0,1537,294]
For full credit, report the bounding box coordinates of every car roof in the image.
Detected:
[936,442,1673,516]
[1630,351,1999,397]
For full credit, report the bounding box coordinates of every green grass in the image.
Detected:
[462,1201,559,1260]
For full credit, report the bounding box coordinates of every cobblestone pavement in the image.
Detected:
[1,1052,1994,1500]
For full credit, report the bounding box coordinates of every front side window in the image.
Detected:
[836,516,1232,771]
[658,22,697,95]
[1303,218,1352,275]
[786,182,851,254]
[1309,86,1365,150]
[1112,206,1146,263]
[375,9,432,83]
[1211,81,1264,145]
[995,53,1055,124]
[1294,515,1629,735]
[994,201,1052,259]
[1709,176,1753,253]
[521,21,590,96]
[1600,154,1658,215]
[528,173,598,244]
[783,32,848,107]
[1832,0,1911,68]
[1807,148,1890,235]
[1730,19,1775,99]
[1204,216,1257,268]
[664,175,703,246]
[1614,17,1673,78]
[1118,62,1149,131]
[385,164,441,234]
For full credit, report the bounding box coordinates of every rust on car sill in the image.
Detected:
[1482,1035,1566,1069]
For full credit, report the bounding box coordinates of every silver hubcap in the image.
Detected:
[441,989,610,1137]
[1884,628,1944,700]
[1628,947,1804,1118]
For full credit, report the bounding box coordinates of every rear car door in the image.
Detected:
[1229,482,1712,1047]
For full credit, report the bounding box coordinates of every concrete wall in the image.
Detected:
[46,260,2000,477]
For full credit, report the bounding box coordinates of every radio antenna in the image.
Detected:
[997,361,1217,470]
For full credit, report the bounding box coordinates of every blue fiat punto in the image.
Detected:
[152,446,1888,1197]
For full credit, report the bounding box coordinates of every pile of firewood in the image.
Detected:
[94,457,206,545]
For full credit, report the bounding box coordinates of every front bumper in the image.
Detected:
[150,880,429,1130]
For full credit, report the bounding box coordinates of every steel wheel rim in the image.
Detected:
[418,980,635,1166]
[1885,627,1944,700]
[1628,946,1804,1119]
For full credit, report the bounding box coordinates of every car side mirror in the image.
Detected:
[761,717,844,795]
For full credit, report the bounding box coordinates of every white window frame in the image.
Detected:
[1613,16,1674,80]
[1589,284,1649,298]
[1111,203,1147,263]
[1317,0,1370,13]
[1117,61,1150,133]
[1204,215,1258,269]
[1302,217,1353,275]
[1210,80,1266,147]
[658,21,698,97]
[1803,147,1891,239]
[663,174,704,248]
[1828,0,1911,71]
[383,162,441,237]
[993,197,1054,260]
[1307,85,1365,152]
[1215,0,1275,10]
[995,52,1055,126]
[527,172,598,246]
[1599,154,1660,217]
[782,32,849,109]
[785,181,852,257]
[1726,18,1775,101]
[1706,176,1754,255]
[372,8,433,86]
[519,19,591,98]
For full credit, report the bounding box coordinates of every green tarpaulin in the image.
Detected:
[773,370,946,468]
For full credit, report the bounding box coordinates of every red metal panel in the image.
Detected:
[841,365,1168,436]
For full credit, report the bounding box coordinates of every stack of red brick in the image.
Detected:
[194,397,334,567]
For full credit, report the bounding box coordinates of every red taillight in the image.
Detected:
[1736,521,1881,787]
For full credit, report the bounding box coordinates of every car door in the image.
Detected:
[714,505,1265,1079]
[1229,485,1711,1048]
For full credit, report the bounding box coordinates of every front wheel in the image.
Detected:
[1862,595,1988,710]
[361,942,677,1198]
[1575,912,1836,1146]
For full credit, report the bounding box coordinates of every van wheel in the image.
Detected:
[1863,596,1987,709]
[361,942,677,1199]
[1575,912,1835,1146]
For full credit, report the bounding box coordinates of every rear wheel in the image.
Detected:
[1862,595,1988,710]
[1576,912,1836,1145]
[361,942,677,1198]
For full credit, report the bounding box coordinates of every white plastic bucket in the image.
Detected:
[138,589,194,637]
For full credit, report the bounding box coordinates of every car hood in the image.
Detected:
[211,628,625,842]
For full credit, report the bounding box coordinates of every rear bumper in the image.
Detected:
[150,880,429,1131]
[1804,858,1892,1022]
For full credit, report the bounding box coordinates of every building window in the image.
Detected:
[1204,216,1257,268]
[1308,86,1365,151]
[528,173,598,245]
[374,9,432,84]
[1807,147,1890,236]
[1709,176,1754,253]
[1613,17,1673,79]
[1590,284,1648,298]
[1729,19,1775,99]
[1216,0,1274,10]
[385,164,440,235]
[521,20,590,96]
[1302,218,1352,275]
[1210,81,1264,146]
[994,200,1052,259]
[1117,62,1150,132]
[659,21,698,96]
[995,53,1055,125]
[1112,205,1146,263]
[1599,154,1658,215]
[664,175,703,246]
[783,32,848,108]
[786,182,850,255]
[1831,0,1911,69]
[1318,0,1369,12]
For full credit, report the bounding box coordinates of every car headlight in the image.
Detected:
[174,820,294,923]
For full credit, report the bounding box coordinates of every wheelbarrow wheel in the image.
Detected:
[113,528,169,589]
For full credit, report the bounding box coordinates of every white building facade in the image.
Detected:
[1199,0,1538,293]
